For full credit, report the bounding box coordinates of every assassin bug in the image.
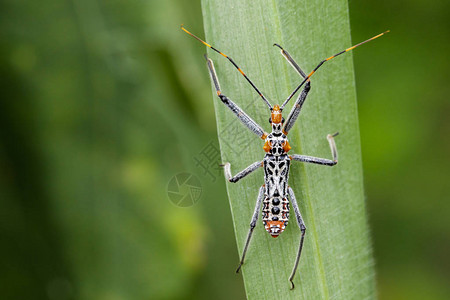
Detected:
[182,25,388,289]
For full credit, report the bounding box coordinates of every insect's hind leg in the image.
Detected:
[205,57,268,139]
[287,186,306,290]
[236,185,265,273]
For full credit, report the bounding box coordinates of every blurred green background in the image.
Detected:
[0,0,449,299]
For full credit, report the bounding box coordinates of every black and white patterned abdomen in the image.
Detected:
[262,155,291,237]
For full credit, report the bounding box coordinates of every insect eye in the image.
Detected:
[269,117,272,124]
[282,117,285,124]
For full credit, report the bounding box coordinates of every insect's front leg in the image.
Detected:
[221,161,263,183]
[282,81,311,135]
[287,186,306,290]
[290,132,339,166]
[205,57,268,140]
[273,43,313,134]
[273,43,307,78]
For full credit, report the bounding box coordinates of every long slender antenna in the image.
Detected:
[280,30,389,109]
[181,25,273,110]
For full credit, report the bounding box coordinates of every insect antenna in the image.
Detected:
[181,25,273,110]
[280,30,389,109]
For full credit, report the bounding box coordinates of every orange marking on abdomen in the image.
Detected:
[265,220,285,238]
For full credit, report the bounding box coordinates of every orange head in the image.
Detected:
[270,105,283,124]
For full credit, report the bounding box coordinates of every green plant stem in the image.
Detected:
[201,0,375,298]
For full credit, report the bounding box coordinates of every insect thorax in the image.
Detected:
[266,131,289,156]
[263,154,290,237]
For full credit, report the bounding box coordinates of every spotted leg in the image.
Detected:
[236,185,265,273]
[287,186,306,290]
[273,44,313,134]
[290,133,339,166]
[205,57,268,140]
[282,82,311,135]
[274,43,307,78]
[222,161,262,183]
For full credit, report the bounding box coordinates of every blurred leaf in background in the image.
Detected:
[0,0,449,299]
[351,0,450,299]
[0,0,243,299]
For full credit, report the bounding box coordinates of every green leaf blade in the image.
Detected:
[201,0,375,298]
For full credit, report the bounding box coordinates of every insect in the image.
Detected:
[182,25,388,289]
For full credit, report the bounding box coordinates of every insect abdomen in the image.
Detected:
[263,154,291,237]
[262,196,289,237]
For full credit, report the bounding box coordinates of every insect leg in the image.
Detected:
[272,43,313,135]
[236,185,265,273]
[290,133,339,166]
[287,186,306,290]
[273,43,307,78]
[206,57,269,140]
[282,81,311,135]
[221,161,262,183]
